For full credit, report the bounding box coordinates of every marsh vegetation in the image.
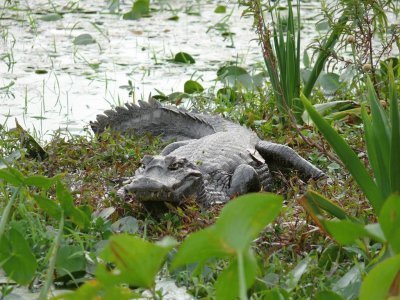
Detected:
[0,0,400,299]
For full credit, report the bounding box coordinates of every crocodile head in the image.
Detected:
[122,155,204,203]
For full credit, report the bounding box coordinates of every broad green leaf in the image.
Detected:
[323,219,364,244]
[319,73,341,94]
[173,52,195,64]
[215,250,257,300]
[214,5,226,13]
[111,216,139,234]
[34,195,62,219]
[379,195,400,253]
[100,234,175,288]
[322,220,384,244]
[172,193,282,269]
[0,168,25,186]
[315,291,345,300]
[55,245,86,278]
[225,74,253,90]
[170,227,229,270]
[0,228,37,285]
[73,34,96,45]
[217,66,248,78]
[123,0,149,20]
[359,254,400,300]
[24,174,61,189]
[215,193,282,252]
[332,264,364,299]
[301,94,384,213]
[184,80,204,94]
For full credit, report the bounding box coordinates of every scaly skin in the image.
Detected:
[91,99,325,204]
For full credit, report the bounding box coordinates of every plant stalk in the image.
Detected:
[38,211,64,300]
[0,187,20,239]
[238,251,248,300]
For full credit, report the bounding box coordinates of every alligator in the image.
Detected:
[91,98,324,204]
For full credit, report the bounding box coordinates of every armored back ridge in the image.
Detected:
[91,99,325,204]
[90,98,245,141]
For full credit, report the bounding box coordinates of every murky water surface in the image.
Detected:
[0,0,322,137]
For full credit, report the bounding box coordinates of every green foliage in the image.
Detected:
[300,63,400,299]
[98,235,176,288]
[0,228,38,285]
[172,193,282,300]
[72,34,96,46]
[184,80,204,94]
[122,0,150,20]
[173,52,195,64]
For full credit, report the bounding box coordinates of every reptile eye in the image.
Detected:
[168,161,184,170]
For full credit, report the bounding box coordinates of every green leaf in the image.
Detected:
[215,193,282,252]
[365,77,391,198]
[34,195,62,219]
[53,280,139,300]
[111,216,139,234]
[302,190,356,222]
[171,227,228,269]
[24,174,61,189]
[302,100,358,125]
[322,219,384,244]
[100,234,175,288]
[359,254,400,300]
[388,63,400,193]
[40,13,63,22]
[301,94,384,213]
[217,66,248,79]
[285,256,312,291]
[0,168,25,186]
[56,181,75,215]
[214,5,226,13]
[379,195,400,253]
[215,250,257,300]
[315,291,345,300]
[56,182,89,228]
[0,228,37,285]
[173,52,195,64]
[123,0,149,20]
[73,34,96,45]
[184,80,204,94]
[55,245,86,278]
[172,193,282,269]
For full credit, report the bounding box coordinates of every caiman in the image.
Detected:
[91,98,324,204]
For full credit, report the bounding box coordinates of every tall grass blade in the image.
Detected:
[303,13,349,98]
[388,64,400,193]
[365,77,391,198]
[301,94,384,213]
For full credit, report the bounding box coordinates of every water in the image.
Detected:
[0,0,322,138]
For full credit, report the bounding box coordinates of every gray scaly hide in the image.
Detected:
[91,99,324,204]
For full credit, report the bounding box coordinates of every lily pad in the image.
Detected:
[73,34,96,45]
[40,13,63,22]
[174,52,195,64]
[184,80,204,94]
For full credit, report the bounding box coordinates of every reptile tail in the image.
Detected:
[90,98,219,140]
